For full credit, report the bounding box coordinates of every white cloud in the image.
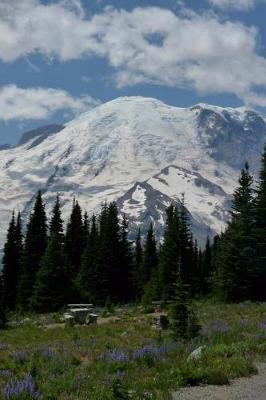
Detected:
[1,1,266,107]
[0,85,100,121]
[207,0,265,11]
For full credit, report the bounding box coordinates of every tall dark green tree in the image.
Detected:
[17,191,47,310]
[77,215,100,303]
[0,271,6,328]
[157,204,181,301]
[50,194,64,241]
[213,163,256,301]
[141,223,158,291]
[254,145,266,299]
[64,199,85,279]
[31,232,66,312]
[179,196,197,291]
[133,228,143,298]
[199,237,212,295]
[2,212,22,310]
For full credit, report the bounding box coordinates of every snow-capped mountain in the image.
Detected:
[0,96,265,249]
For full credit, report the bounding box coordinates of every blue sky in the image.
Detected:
[1,0,266,144]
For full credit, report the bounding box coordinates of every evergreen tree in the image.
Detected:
[83,211,90,246]
[50,194,64,241]
[77,215,100,303]
[179,196,197,291]
[169,266,200,340]
[0,271,6,328]
[133,228,143,298]
[31,232,66,312]
[64,199,85,280]
[17,191,47,310]
[119,214,133,301]
[141,223,158,291]
[254,145,266,299]
[157,204,181,301]
[213,163,256,301]
[200,237,212,295]
[2,212,22,310]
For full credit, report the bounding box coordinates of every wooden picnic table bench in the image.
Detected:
[64,304,98,326]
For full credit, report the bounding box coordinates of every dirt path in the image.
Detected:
[173,363,266,400]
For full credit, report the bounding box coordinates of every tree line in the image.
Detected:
[0,144,265,319]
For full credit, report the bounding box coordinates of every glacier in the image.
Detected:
[0,96,265,249]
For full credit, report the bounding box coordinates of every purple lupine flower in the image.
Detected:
[132,342,177,361]
[202,320,231,335]
[238,319,249,328]
[258,322,266,331]
[12,350,29,363]
[39,347,58,359]
[100,349,129,362]
[2,373,42,400]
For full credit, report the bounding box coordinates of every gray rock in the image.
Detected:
[188,345,207,361]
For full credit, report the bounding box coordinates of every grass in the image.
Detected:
[0,301,266,399]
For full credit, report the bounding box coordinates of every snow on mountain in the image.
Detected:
[0,96,265,249]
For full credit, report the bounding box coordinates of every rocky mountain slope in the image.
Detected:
[0,96,265,248]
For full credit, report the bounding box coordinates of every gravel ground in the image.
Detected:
[173,363,266,400]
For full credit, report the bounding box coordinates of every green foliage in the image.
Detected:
[169,276,200,340]
[2,212,23,311]
[31,233,66,312]
[17,191,47,310]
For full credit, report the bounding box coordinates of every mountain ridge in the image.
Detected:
[0,96,265,250]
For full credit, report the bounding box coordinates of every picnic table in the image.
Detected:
[64,304,98,326]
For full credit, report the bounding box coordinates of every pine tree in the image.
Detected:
[157,204,181,301]
[77,215,100,303]
[141,223,158,290]
[50,194,64,241]
[169,266,200,340]
[254,145,266,299]
[2,212,22,310]
[31,232,66,312]
[213,163,256,301]
[64,199,85,281]
[133,228,143,298]
[119,214,133,301]
[200,237,212,295]
[0,271,6,328]
[17,191,47,310]
[83,211,90,246]
[179,196,197,291]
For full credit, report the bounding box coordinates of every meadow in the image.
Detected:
[0,301,266,400]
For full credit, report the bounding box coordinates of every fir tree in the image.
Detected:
[254,145,266,299]
[31,232,66,312]
[64,199,85,280]
[2,212,22,310]
[133,228,143,298]
[50,194,64,241]
[179,196,197,291]
[141,223,158,290]
[157,204,181,301]
[169,266,200,339]
[200,237,212,295]
[213,163,256,301]
[119,214,133,301]
[0,271,6,328]
[17,191,47,310]
[77,215,100,303]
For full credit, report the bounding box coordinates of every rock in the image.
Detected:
[188,345,207,361]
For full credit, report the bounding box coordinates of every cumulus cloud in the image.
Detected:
[207,0,265,11]
[1,1,266,107]
[0,85,100,121]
